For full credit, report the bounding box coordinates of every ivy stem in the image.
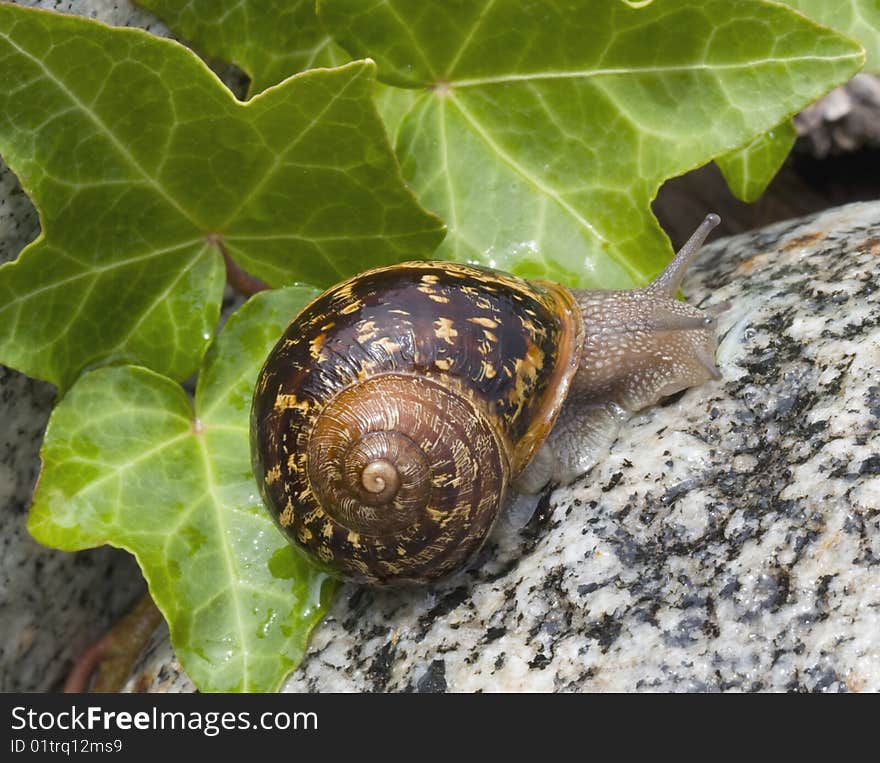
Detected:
[207,233,270,297]
[64,593,163,693]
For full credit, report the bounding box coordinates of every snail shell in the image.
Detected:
[250,263,584,585]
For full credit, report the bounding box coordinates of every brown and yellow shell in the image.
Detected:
[250,261,584,585]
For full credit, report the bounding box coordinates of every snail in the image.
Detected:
[251,214,725,585]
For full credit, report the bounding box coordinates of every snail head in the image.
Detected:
[570,214,726,412]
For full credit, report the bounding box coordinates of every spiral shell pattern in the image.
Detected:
[300,374,507,582]
[251,261,583,584]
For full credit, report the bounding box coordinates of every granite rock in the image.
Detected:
[123,202,880,693]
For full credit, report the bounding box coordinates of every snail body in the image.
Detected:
[251,215,724,585]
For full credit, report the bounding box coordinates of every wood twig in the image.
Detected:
[64,593,163,693]
[207,233,270,297]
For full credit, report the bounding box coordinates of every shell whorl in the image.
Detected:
[274,373,507,584]
[307,377,434,537]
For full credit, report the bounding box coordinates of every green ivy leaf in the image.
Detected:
[28,286,336,693]
[131,0,424,205]
[134,0,350,96]
[317,0,862,288]
[784,0,880,70]
[0,5,444,390]
[716,119,798,203]
[718,2,880,202]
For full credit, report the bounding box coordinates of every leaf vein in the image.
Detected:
[448,53,862,88]
[0,29,203,229]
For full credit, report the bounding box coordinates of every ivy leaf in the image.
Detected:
[718,2,880,203]
[134,0,350,96]
[0,5,443,390]
[318,0,862,288]
[132,0,426,192]
[716,119,798,203]
[28,286,337,693]
[784,0,880,70]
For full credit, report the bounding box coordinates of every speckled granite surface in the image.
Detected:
[122,201,880,693]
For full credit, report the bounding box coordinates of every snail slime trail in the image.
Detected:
[251,215,724,585]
